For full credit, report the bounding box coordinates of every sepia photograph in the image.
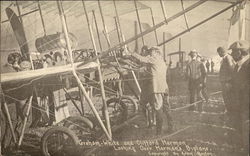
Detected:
[0,0,249,156]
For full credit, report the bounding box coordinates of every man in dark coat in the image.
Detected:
[186,50,206,111]
[127,46,173,135]
[217,46,235,120]
[229,40,249,151]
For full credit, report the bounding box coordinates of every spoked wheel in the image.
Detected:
[106,97,128,125]
[119,96,138,117]
[41,126,79,156]
[62,116,95,141]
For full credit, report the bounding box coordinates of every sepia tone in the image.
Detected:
[0,0,249,156]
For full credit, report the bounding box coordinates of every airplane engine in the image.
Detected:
[34,32,78,68]
[35,32,77,53]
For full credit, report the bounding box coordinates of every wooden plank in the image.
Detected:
[82,0,112,138]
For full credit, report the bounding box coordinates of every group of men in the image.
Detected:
[126,40,249,148]
[217,40,249,150]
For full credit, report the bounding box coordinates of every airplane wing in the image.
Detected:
[1,62,99,84]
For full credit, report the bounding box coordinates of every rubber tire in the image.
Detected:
[106,96,138,116]
[120,95,138,114]
[106,97,128,124]
[63,116,94,130]
[41,126,79,156]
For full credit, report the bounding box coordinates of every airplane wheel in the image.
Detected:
[119,96,138,117]
[63,116,95,141]
[41,126,79,156]
[106,97,128,125]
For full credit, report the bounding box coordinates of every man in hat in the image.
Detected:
[186,50,206,111]
[200,57,209,103]
[216,46,235,119]
[126,46,173,135]
[139,45,155,127]
[229,40,249,151]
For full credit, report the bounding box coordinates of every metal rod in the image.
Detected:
[73,71,112,140]
[63,88,83,115]
[179,38,181,51]
[16,0,23,24]
[56,0,73,65]
[60,1,69,32]
[163,32,166,62]
[82,0,112,139]
[18,95,33,146]
[3,101,17,144]
[98,0,111,47]
[100,0,207,55]
[37,0,47,35]
[134,21,139,52]
[114,17,121,43]
[160,0,168,21]
[158,1,243,46]
[181,0,190,30]
[92,10,103,51]
[133,0,145,45]
[77,0,207,67]
[149,8,159,45]
[113,0,123,42]
[58,0,111,140]
[78,86,85,116]
[121,35,141,93]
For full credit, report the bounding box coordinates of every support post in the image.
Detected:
[98,0,111,47]
[114,17,121,43]
[113,0,123,42]
[122,35,141,94]
[18,95,33,147]
[16,0,23,24]
[37,0,47,36]
[181,0,190,30]
[149,8,159,45]
[163,32,166,62]
[160,0,168,22]
[133,0,145,45]
[57,0,112,140]
[158,1,243,46]
[82,0,112,138]
[76,0,208,68]
[60,0,69,32]
[3,101,17,144]
[92,10,103,51]
[101,0,207,55]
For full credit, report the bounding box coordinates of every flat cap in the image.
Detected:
[189,49,197,56]
[149,46,162,55]
[228,40,249,51]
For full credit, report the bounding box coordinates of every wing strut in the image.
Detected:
[158,0,245,46]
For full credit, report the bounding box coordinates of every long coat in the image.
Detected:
[132,53,168,94]
[232,57,249,115]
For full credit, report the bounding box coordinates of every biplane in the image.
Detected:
[0,0,247,156]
